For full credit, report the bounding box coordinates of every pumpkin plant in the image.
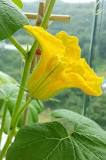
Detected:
[0,0,105,160]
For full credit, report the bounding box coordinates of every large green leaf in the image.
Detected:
[12,0,23,8]
[0,0,28,41]
[6,110,106,160]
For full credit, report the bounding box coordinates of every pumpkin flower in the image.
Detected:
[24,25,103,100]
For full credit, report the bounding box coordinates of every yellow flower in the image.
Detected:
[24,25,103,100]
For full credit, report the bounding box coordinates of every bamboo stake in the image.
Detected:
[36,1,45,25]
[25,12,70,22]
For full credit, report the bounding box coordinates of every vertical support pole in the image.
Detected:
[82,0,100,116]
[31,0,45,70]
[88,0,100,67]
[36,0,45,26]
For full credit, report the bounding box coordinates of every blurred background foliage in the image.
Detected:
[0,0,106,129]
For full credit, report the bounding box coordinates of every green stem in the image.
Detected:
[9,36,27,59]
[82,95,90,115]
[0,1,56,159]
[41,0,56,28]
[13,98,32,127]
[0,99,31,160]
[23,104,29,125]
[0,100,7,145]
[0,130,13,160]
[10,56,34,127]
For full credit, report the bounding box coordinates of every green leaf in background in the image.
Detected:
[0,84,18,111]
[0,71,17,85]
[0,71,18,113]
[0,0,29,41]
[0,71,43,133]
[0,84,42,128]
[3,110,11,133]
[12,0,23,8]
[7,110,106,160]
[0,71,17,133]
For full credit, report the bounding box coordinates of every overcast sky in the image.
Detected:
[23,0,95,3]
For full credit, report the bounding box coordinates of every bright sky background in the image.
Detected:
[23,0,95,3]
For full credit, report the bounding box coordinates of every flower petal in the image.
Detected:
[56,31,81,59]
[63,58,103,96]
[36,58,103,99]
[24,25,65,57]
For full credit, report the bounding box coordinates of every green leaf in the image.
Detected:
[0,72,43,129]
[0,84,18,111]
[27,105,39,124]
[0,84,40,125]
[31,100,44,113]
[0,83,18,133]
[0,72,18,115]
[0,72,43,134]
[0,71,17,86]
[0,0,28,41]
[12,0,23,8]
[0,72,17,133]
[6,110,106,160]
[3,110,11,133]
